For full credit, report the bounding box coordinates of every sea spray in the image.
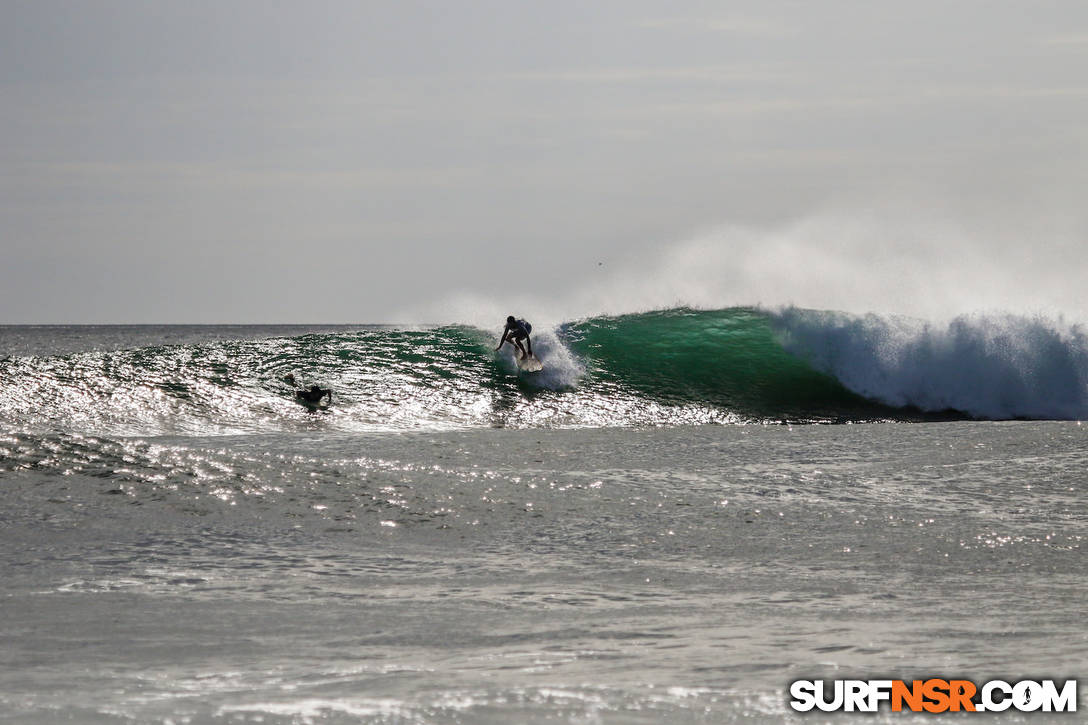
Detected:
[772,307,1088,419]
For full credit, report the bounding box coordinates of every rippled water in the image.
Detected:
[2,420,1086,723]
[1,324,1085,722]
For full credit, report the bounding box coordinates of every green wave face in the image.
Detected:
[564,308,886,420]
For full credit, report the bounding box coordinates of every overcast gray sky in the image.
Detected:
[2,0,1086,323]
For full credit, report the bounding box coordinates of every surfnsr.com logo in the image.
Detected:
[789,679,1077,713]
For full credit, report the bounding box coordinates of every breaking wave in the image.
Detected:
[1,307,1084,436]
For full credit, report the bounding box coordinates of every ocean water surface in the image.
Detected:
[1,311,1085,723]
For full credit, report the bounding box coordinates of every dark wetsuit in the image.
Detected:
[508,319,531,341]
[296,385,332,404]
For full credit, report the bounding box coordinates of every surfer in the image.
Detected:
[296,384,332,405]
[496,316,533,358]
[283,374,332,405]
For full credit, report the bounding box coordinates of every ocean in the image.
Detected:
[1,308,1085,723]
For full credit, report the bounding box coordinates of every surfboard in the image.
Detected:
[515,350,544,372]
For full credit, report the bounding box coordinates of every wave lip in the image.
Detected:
[772,308,1088,420]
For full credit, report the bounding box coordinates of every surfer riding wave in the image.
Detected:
[496,316,533,359]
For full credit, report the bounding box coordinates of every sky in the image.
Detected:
[2,0,1087,323]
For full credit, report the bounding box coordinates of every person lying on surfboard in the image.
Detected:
[283,374,333,405]
[296,384,332,405]
[496,316,533,359]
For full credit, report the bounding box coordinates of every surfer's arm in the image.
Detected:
[495,329,508,350]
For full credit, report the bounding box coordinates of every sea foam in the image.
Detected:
[772,307,1088,419]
